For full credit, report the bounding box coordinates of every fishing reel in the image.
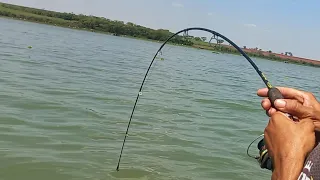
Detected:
[247,134,273,171]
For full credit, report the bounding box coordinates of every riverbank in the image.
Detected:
[192,42,320,67]
[0,2,319,67]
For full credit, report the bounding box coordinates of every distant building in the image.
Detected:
[285,52,293,56]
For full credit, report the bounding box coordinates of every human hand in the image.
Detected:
[257,87,320,130]
[264,112,316,180]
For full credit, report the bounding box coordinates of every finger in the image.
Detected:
[274,99,313,118]
[257,88,268,97]
[265,108,276,117]
[265,110,270,117]
[261,98,271,110]
[268,108,277,116]
[277,87,305,103]
[257,87,305,103]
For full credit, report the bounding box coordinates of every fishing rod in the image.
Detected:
[116,27,285,171]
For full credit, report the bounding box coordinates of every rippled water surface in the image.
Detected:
[0,18,319,180]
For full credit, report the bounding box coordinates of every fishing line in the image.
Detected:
[247,134,265,159]
[116,27,285,171]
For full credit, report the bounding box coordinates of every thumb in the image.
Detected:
[274,99,313,118]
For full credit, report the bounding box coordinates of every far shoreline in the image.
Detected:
[1,16,319,68]
[0,2,319,68]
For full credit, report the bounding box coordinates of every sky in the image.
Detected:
[2,0,320,60]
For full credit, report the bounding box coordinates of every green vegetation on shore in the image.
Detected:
[193,42,320,67]
[0,2,319,67]
[0,2,193,45]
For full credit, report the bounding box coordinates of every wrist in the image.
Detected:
[272,153,306,180]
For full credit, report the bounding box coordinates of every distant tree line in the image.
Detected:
[0,2,319,68]
[0,2,194,45]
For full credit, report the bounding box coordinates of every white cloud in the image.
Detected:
[172,2,184,8]
[244,23,257,28]
[208,12,213,16]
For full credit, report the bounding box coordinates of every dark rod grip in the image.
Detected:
[267,87,284,108]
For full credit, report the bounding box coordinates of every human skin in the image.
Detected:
[264,112,315,180]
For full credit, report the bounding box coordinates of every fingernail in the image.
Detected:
[275,99,286,108]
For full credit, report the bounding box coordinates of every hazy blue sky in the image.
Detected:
[2,0,320,60]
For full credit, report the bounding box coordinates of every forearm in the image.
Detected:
[271,154,305,180]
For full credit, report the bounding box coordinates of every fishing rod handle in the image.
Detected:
[267,87,284,108]
[268,87,294,120]
[267,87,294,119]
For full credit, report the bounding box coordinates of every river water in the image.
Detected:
[0,18,319,180]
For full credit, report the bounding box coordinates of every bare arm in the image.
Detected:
[272,155,305,180]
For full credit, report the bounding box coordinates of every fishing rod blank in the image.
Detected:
[116,27,284,171]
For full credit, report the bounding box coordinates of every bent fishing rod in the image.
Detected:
[116,27,285,172]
